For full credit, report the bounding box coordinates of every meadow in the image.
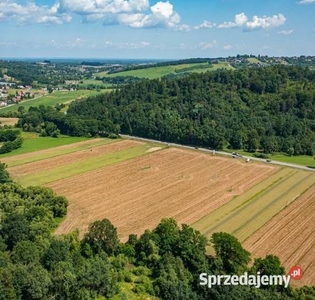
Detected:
[98,62,234,79]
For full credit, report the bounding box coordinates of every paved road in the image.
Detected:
[121,134,315,172]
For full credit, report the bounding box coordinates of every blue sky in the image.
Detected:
[0,0,315,59]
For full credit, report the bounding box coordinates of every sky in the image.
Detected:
[0,0,315,59]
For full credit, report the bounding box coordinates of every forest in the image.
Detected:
[65,65,315,156]
[0,164,314,299]
[9,65,315,156]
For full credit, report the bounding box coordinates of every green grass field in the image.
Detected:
[269,153,315,168]
[0,90,101,113]
[225,148,315,168]
[105,66,176,79]
[99,62,234,79]
[210,62,235,70]
[247,57,261,64]
[0,132,91,158]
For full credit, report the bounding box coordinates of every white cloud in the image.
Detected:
[177,24,191,31]
[219,12,286,30]
[246,14,286,30]
[0,0,180,29]
[0,1,71,24]
[179,40,217,50]
[278,29,294,35]
[196,40,217,50]
[223,44,232,50]
[58,0,150,15]
[218,13,247,28]
[48,37,86,48]
[194,20,216,30]
[117,1,180,28]
[297,0,315,4]
[103,40,151,49]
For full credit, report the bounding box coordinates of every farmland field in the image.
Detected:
[0,117,18,126]
[5,137,315,286]
[7,143,277,238]
[243,184,315,287]
[0,132,91,158]
[0,90,101,113]
[99,62,234,79]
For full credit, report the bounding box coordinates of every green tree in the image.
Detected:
[0,213,31,250]
[11,240,41,265]
[177,224,208,274]
[211,232,250,274]
[12,264,52,300]
[82,219,119,255]
[0,268,16,300]
[43,237,71,270]
[153,218,180,255]
[251,255,287,292]
[0,163,12,184]
[76,253,118,298]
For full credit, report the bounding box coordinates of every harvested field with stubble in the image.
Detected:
[8,139,144,178]
[244,184,315,286]
[2,138,118,167]
[0,117,19,126]
[47,148,277,241]
[8,140,149,186]
[193,169,315,242]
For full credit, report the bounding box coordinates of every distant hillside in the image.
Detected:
[96,55,315,80]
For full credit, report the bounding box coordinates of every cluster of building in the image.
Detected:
[0,82,33,106]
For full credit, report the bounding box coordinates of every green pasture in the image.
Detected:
[225,148,315,168]
[99,62,234,79]
[105,66,175,79]
[269,153,315,168]
[15,144,152,186]
[0,132,90,158]
[0,90,101,113]
[247,57,261,64]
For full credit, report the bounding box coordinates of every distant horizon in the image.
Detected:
[1,53,315,63]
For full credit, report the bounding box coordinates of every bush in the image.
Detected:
[253,152,269,159]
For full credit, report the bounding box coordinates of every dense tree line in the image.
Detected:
[66,65,315,155]
[0,165,314,299]
[0,129,23,154]
[15,105,119,138]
